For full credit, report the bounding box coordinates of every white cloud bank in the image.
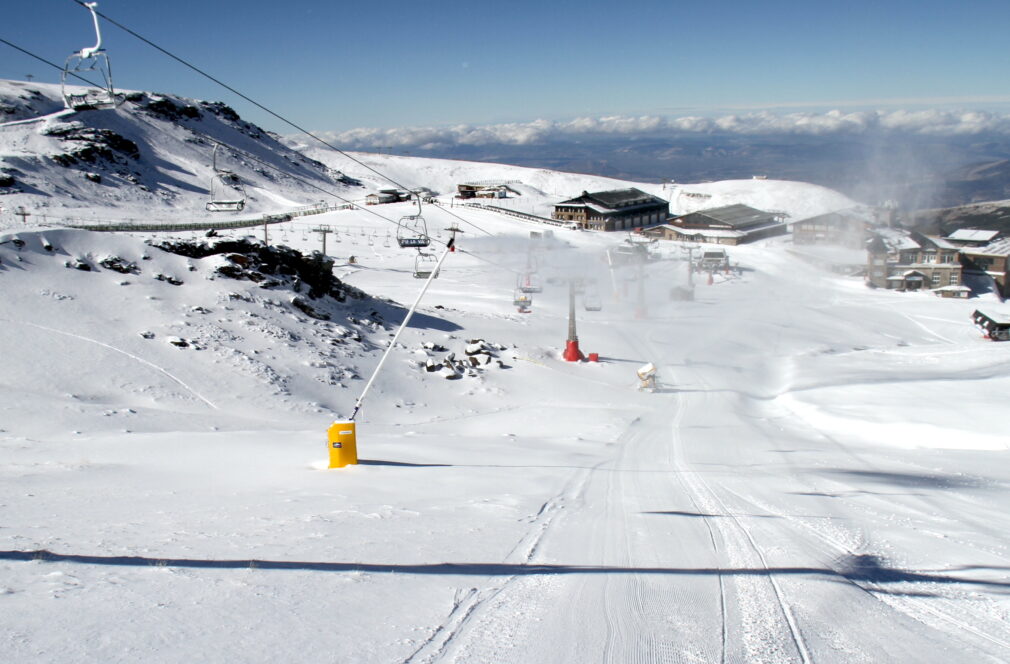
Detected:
[309,109,1010,150]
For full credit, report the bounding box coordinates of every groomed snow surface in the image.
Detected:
[3,194,1010,661]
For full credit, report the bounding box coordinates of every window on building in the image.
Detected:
[931,273,941,286]
[923,251,936,263]
[941,253,955,264]
[949,273,959,286]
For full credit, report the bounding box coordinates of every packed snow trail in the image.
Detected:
[419,251,1010,663]
[4,219,1010,662]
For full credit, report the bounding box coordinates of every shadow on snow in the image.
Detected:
[2,550,1007,596]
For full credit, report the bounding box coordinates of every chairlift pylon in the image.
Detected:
[206,144,247,212]
[62,2,121,111]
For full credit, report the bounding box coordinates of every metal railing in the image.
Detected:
[461,202,565,227]
[44,201,346,233]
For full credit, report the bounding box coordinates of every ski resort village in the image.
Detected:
[3,6,1010,663]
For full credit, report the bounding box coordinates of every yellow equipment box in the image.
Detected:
[327,420,358,468]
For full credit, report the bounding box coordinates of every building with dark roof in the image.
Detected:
[648,203,787,245]
[792,209,871,249]
[552,188,668,231]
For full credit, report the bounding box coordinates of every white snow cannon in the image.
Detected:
[637,362,657,392]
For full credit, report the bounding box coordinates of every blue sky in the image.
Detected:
[3,0,1010,134]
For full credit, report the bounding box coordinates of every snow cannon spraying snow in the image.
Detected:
[637,363,657,392]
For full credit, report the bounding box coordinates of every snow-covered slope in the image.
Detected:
[3,78,1010,664]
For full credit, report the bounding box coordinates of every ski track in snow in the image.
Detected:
[0,317,219,410]
[401,463,599,664]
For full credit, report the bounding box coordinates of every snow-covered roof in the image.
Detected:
[975,309,1010,324]
[874,229,961,253]
[891,235,922,251]
[667,226,744,239]
[558,188,667,214]
[966,237,1010,257]
[681,203,774,228]
[947,229,999,243]
[926,236,958,250]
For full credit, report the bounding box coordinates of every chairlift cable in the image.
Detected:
[67,0,493,237]
[0,37,104,89]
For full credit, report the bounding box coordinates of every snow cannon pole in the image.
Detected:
[563,280,583,361]
[331,237,455,469]
[350,236,455,423]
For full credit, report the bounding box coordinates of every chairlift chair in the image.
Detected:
[413,252,439,279]
[517,272,542,294]
[206,173,246,212]
[584,292,602,312]
[206,145,247,212]
[62,2,121,111]
[397,214,431,248]
[513,290,533,312]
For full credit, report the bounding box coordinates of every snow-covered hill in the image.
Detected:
[288,143,858,222]
[3,78,1010,664]
[0,80,358,224]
